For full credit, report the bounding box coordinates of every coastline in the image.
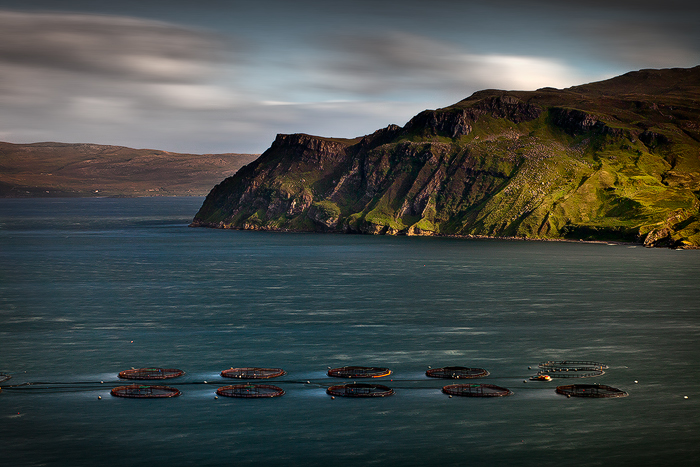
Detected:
[188,220,698,250]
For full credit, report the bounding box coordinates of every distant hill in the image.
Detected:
[0,142,259,197]
[192,66,700,248]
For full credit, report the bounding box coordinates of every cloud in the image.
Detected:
[485,0,700,70]
[305,31,585,99]
[0,10,220,82]
[0,10,246,119]
[574,19,700,69]
[463,55,583,91]
[0,10,260,151]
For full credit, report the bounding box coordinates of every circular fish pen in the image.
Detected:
[327,366,392,378]
[0,373,11,384]
[220,367,286,379]
[118,368,184,380]
[556,384,628,398]
[426,366,489,379]
[537,361,607,379]
[537,368,604,378]
[539,361,608,370]
[216,384,285,398]
[111,384,181,398]
[326,383,394,397]
[442,384,513,397]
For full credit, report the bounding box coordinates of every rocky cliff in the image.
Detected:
[192,66,700,248]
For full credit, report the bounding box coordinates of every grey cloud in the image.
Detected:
[498,1,700,69]
[0,10,253,152]
[304,31,585,99]
[313,32,466,95]
[574,19,700,69]
[0,10,225,83]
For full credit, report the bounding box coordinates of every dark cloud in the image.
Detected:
[0,11,227,83]
[0,10,256,151]
[311,32,465,95]
[573,19,700,69]
[303,31,584,99]
[487,0,700,69]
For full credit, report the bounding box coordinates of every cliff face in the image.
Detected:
[193,66,700,248]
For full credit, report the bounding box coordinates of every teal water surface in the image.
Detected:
[1,197,699,466]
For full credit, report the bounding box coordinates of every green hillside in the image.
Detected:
[193,66,700,248]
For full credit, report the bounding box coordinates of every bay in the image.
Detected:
[1,197,699,466]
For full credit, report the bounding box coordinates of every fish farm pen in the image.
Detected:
[442,384,514,397]
[539,361,608,370]
[327,366,392,378]
[0,373,10,384]
[535,361,607,379]
[111,384,181,398]
[216,384,285,398]
[326,383,395,397]
[426,366,489,379]
[220,367,286,379]
[118,368,184,380]
[556,384,629,398]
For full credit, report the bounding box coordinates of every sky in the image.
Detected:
[0,0,698,154]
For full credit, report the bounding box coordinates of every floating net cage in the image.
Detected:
[118,368,184,380]
[216,384,285,398]
[556,384,628,398]
[0,373,11,384]
[327,366,392,378]
[537,361,607,379]
[220,367,286,379]
[442,384,513,397]
[111,384,181,398]
[426,366,489,379]
[537,368,604,379]
[326,383,395,398]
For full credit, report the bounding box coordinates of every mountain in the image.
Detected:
[0,142,258,197]
[192,66,700,248]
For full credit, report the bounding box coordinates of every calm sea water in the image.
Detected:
[1,197,699,466]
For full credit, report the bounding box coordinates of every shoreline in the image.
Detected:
[189,220,699,250]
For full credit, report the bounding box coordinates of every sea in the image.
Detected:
[1,197,699,466]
